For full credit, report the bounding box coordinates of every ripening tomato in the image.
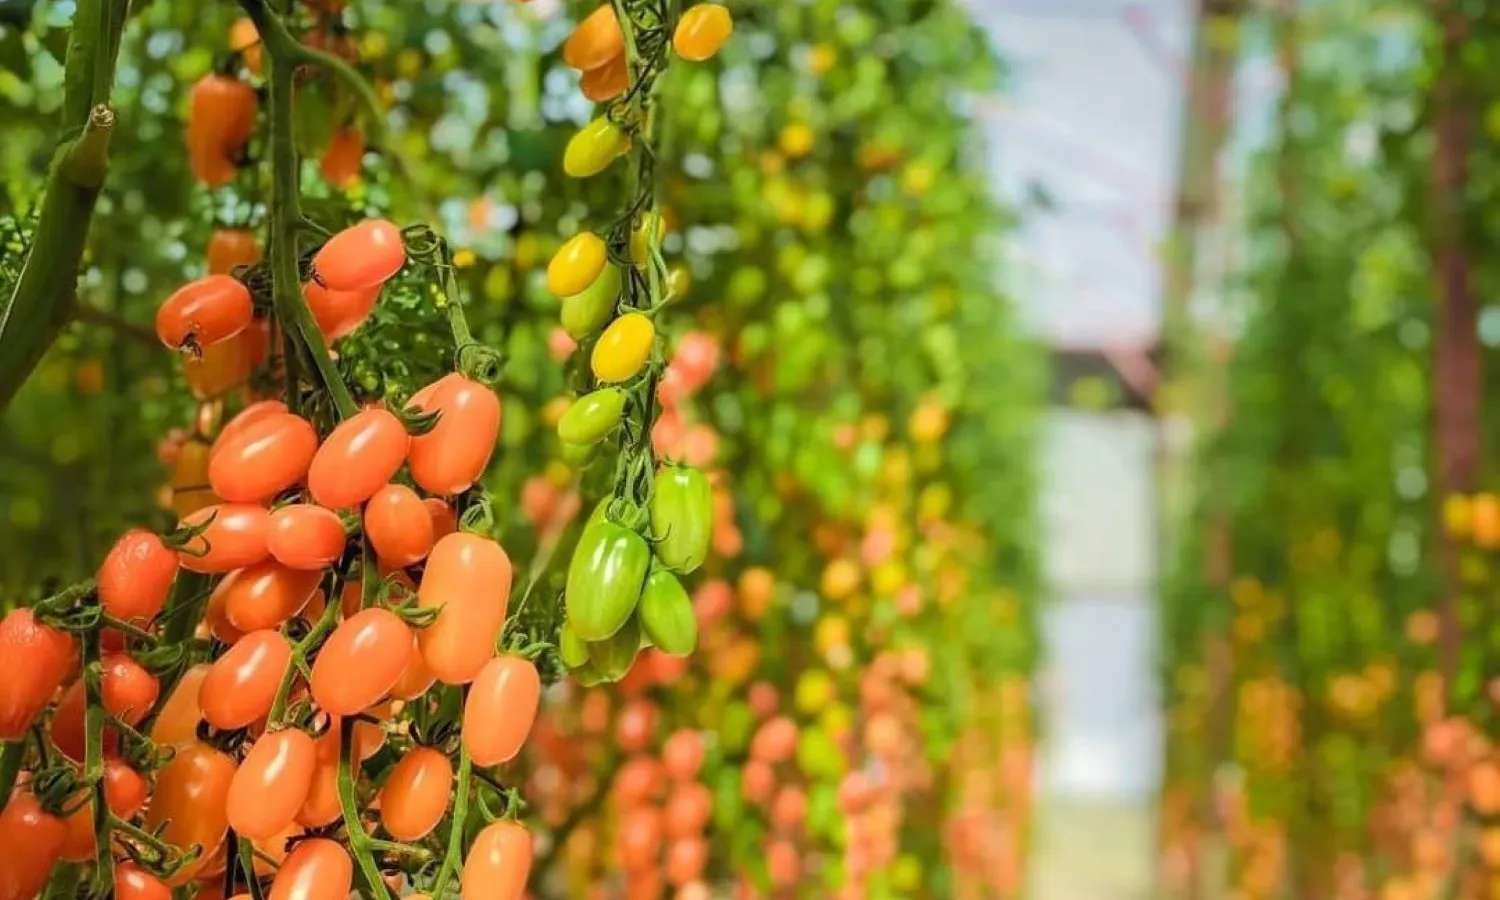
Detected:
[304,281,380,343]
[212,401,289,458]
[379,746,452,841]
[558,388,626,446]
[770,785,807,832]
[406,375,501,495]
[207,228,261,276]
[309,607,411,714]
[145,742,236,884]
[268,837,352,900]
[662,730,704,782]
[564,117,629,178]
[461,820,533,900]
[179,503,272,573]
[151,663,210,747]
[187,74,257,186]
[208,412,318,503]
[227,728,317,839]
[102,653,160,726]
[98,529,178,624]
[364,484,434,567]
[313,219,405,291]
[673,4,733,61]
[184,326,256,399]
[462,655,541,767]
[666,782,712,838]
[307,408,409,508]
[199,630,291,729]
[267,505,346,571]
[157,275,254,351]
[547,232,608,298]
[321,126,364,187]
[390,633,436,700]
[116,862,172,900]
[0,792,67,900]
[104,758,149,817]
[560,264,621,339]
[562,5,623,70]
[591,312,655,383]
[417,533,512,683]
[766,839,799,888]
[0,608,75,740]
[218,559,323,632]
[580,52,628,102]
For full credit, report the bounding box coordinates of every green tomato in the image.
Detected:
[650,464,713,573]
[586,611,641,682]
[560,265,621,339]
[565,520,650,641]
[558,388,627,445]
[638,567,696,656]
[563,116,629,178]
[560,440,597,466]
[558,619,590,668]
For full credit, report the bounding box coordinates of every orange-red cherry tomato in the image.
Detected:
[203,581,245,645]
[98,529,179,624]
[666,782,713,838]
[0,791,67,900]
[563,5,623,71]
[104,758,149,817]
[116,862,172,900]
[199,630,291,729]
[51,678,117,761]
[307,408,409,508]
[389,633,436,700]
[462,655,541,767]
[145,741,236,885]
[60,797,97,862]
[207,228,261,276]
[0,608,75,740]
[313,219,405,291]
[186,74,257,186]
[406,374,501,495]
[461,819,533,900]
[309,607,412,715]
[212,401,289,459]
[320,126,364,188]
[267,505,347,570]
[217,559,324,632]
[156,275,254,351]
[208,412,318,503]
[227,728,317,840]
[102,653,160,726]
[665,837,708,886]
[363,484,434,566]
[417,533,513,684]
[662,729,704,782]
[296,725,342,828]
[426,497,458,540]
[268,837,352,900]
[378,746,452,841]
[151,663,209,748]
[304,281,380,342]
[179,504,272,573]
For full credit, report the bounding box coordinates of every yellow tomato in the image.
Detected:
[820,557,861,601]
[672,4,733,62]
[779,123,815,159]
[564,117,629,178]
[590,313,654,383]
[547,232,608,297]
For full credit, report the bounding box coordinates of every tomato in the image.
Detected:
[673,4,733,61]
[309,607,412,714]
[179,504,272,573]
[116,861,172,900]
[406,375,502,495]
[666,782,712,838]
[145,742,236,885]
[217,559,323,632]
[613,755,665,806]
[0,792,66,900]
[320,126,364,187]
[617,805,661,871]
[212,400,289,459]
[650,470,712,566]
[566,520,650,641]
[558,619,589,669]
[770,785,807,831]
[267,505,347,571]
[157,275,254,351]
[203,580,245,644]
[580,52,628,102]
[662,730,704,782]
[560,264,621,339]
[297,755,341,828]
[207,228,261,275]
[184,327,259,399]
[417,533,513,684]
[564,117,629,178]
[104,758,149,817]
[558,388,626,445]
[462,655,541,766]
[60,796,97,861]
[639,568,696,656]
[591,312,655,383]
[306,409,408,508]
[102,653,160,726]
[151,663,209,747]
[0,608,74,740]
[51,678,118,761]
[303,281,380,342]
[364,484,434,567]
[665,837,707,886]
[378,746,452,841]
[547,232,608,298]
[586,612,641,682]
[199,630,291,729]
[313,219,405,291]
[268,837,352,900]
[460,820,532,900]
[426,497,458,540]
[208,412,318,503]
[390,633,436,700]
[562,4,623,71]
[171,438,218,517]
[749,716,797,763]
[226,728,317,839]
[615,699,657,752]
[187,74,257,186]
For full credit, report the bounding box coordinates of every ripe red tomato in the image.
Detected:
[749,716,797,763]
[101,653,160,726]
[363,484,434,567]
[144,742,236,885]
[104,758,150,817]
[309,607,411,715]
[115,861,172,900]
[268,837,352,900]
[307,408,409,508]
[208,412,319,503]
[662,729,705,782]
[156,275,254,351]
[406,374,502,495]
[0,608,75,739]
[199,630,291,729]
[313,219,405,291]
[51,678,117,761]
[60,796,98,862]
[98,529,178,624]
[267,505,347,571]
[665,782,713,838]
[304,281,380,342]
[461,819,533,900]
[178,503,272,573]
[462,655,541,767]
[417,533,513,684]
[0,792,67,899]
[218,559,324,632]
[378,746,453,841]
[211,401,288,459]
[150,663,209,748]
[226,728,317,840]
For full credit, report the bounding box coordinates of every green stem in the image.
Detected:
[430,743,471,898]
[82,628,114,896]
[238,835,267,900]
[268,577,342,726]
[0,741,23,809]
[336,716,391,899]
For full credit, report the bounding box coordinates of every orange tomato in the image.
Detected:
[207,228,261,275]
[406,374,502,495]
[208,411,318,503]
[617,805,662,871]
[313,219,405,291]
[171,438,218,518]
[364,484,434,567]
[184,327,259,399]
[580,52,628,102]
[98,529,178,624]
[426,497,458,540]
[673,4,733,62]
[664,836,707,886]
[157,275,254,351]
[227,728,317,839]
[151,663,210,747]
[212,400,289,458]
[665,782,712,838]
[51,678,117,761]
[378,746,453,841]
[101,653,159,726]
[0,608,75,740]
[178,503,272,573]
[267,504,347,571]
[104,758,149,817]
[268,837,352,900]
[460,820,532,900]
[390,633,437,701]
[303,281,380,342]
[417,533,513,684]
[145,742,237,885]
[217,559,323,632]
[661,729,704,782]
[307,408,409,508]
[0,792,67,900]
[186,74,257,186]
[320,126,364,187]
[116,861,172,900]
[296,725,342,828]
[613,755,666,807]
[309,607,411,715]
[462,655,541,766]
[563,5,623,71]
[749,716,797,763]
[199,630,291,729]
[615,699,658,753]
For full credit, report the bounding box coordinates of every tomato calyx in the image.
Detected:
[393,401,443,436]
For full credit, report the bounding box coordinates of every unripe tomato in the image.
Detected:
[145,742,236,884]
[629,212,665,268]
[417,533,513,684]
[212,400,289,459]
[586,612,640,682]
[321,126,364,187]
[218,559,323,632]
[673,4,733,61]
[461,820,533,900]
[662,730,704,782]
[566,520,650,641]
[560,264,621,339]
[390,633,436,700]
[268,837,352,900]
[639,569,696,656]
[558,388,626,445]
[178,504,272,573]
[378,746,452,841]
[304,281,380,342]
[591,312,655,383]
[199,630,291,729]
[151,663,210,747]
[207,228,261,276]
[650,465,713,573]
[313,219,405,291]
[0,792,67,900]
[310,607,412,714]
[104,758,149,817]
[208,412,318,503]
[364,484,434,567]
[157,275,253,352]
[562,5,623,70]
[267,505,347,571]
[102,653,160,726]
[665,782,712,838]
[98,529,178,624]
[116,861,172,900]
[580,53,628,102]
[186,74,257,186]
[406,375,501,495]
[564,117,629,178]
[547,232,608,297]
[227,728,317,839]
[306,408,409,508]
[0,608,75,740]
[463,655,541,766]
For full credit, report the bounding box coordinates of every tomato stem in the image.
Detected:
[336,714,393,899]
[81,626,115,896]
[430,739,471,897]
